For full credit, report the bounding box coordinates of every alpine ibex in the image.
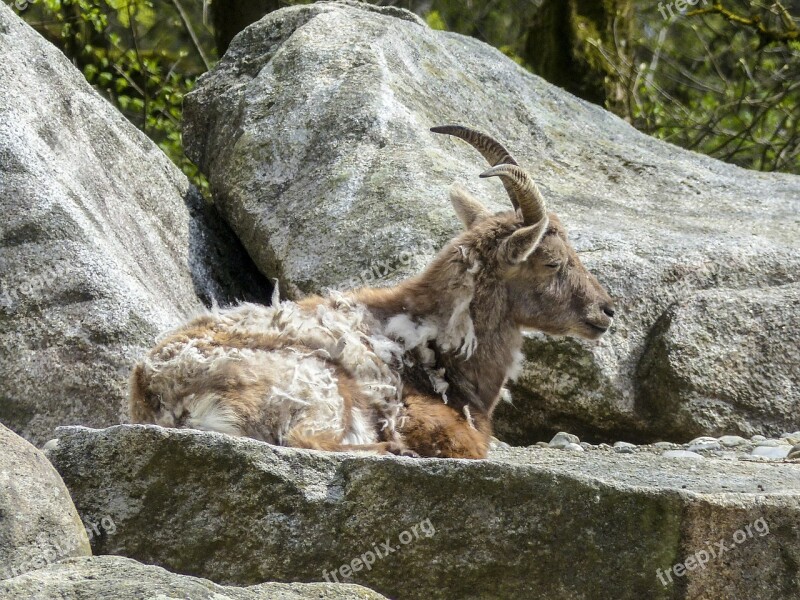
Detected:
[129,126,615,459]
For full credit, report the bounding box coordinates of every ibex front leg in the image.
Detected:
[399,392,491,459]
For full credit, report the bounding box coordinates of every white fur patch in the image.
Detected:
[441,294,477,358]
[506,348,525,382]
[187,392,241,436]
[385,314,438,350]
[342,407,375,446]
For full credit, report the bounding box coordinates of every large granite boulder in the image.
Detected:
[182,0,800,443]
[0,555,386,600]
[0,424,91,581]
[0,3,270,444]
[637,283,800,440]
[46,425,800,600]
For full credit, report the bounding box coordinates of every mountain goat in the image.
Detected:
[129,125,615,458]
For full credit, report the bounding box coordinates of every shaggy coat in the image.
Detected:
[130,126,615,458]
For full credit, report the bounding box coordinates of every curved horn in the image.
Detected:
[431,125,545,223]
[430,125,519,167]
[480,165,547,225]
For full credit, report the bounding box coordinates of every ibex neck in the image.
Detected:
[354,273,522,416]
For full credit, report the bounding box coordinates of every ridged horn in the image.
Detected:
[479,165,547,225]
[431,125,546,225]
[430,125,519,167]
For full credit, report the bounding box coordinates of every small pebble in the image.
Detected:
[662,450,704,460]
[564,442,585,452]
[718,435,749,448]
[614,446,635,454]
[41,438,59,452]
[614,441,636,449]
[751,446,791,459]
[489,438,512,451]
[549,432,580,449]
[782,432,800,445]
[788,444,800,460]
[535,442,549,448]
[687,437,721,452]
[653,442,676,449]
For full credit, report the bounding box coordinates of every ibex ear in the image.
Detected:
[450,183,489,229]
[501,217,549,264]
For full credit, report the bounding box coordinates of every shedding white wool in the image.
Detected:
[499,387,513,404]
[439,294,477,358]
[263,353,348,444]
[433,253,479,359]
[271,280,281,305]
[342,407,377,446]
[463,405,476,430]
[428,367,449,403]
[186,392,241,435]
[506,348,525,382]
[384,314,438,351]
[141,293,404,447]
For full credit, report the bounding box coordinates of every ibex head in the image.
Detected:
[432,125,615,340]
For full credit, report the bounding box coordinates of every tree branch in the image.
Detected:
[686,3,799,46]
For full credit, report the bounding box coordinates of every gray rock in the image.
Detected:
[754,439,788,447]
[613,441,636,454]
[718,435,749,448]
[752,435,767,443]
[0,424,90,580]
[613,441,637,448]
[788,444,800,460]
[46,425,800,600]
[564,442,585,452]
[182,1,800,444]
[780,431,800,446]
[548,431,581,449]
[0,4,270,444]
[0,555,386,599]
[488,437,511,451]
[638,285,800,441]
[751,446,791,460]
[781,432,800,445]
[686,437,721,452]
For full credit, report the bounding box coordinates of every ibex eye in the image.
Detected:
[545,263,560,269]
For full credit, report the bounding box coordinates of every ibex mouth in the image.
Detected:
[585,321,610,334]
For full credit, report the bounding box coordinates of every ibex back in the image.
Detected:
[129,126,615,458]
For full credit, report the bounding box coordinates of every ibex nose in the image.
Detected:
[602,304,616,319]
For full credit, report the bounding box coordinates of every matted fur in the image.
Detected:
[132,293,414,446]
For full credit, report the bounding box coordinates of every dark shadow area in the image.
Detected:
[184,188,273,308]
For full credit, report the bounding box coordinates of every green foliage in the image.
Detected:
[424,9,446,31]
[416,0,531,66]
[8,0,215,192]
[625,1,800,174]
